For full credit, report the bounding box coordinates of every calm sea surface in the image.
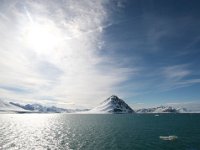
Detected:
[0,114,200,150]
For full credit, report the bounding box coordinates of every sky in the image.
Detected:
[0,0,200,109]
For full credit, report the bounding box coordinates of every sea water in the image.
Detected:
[0,114,200,150]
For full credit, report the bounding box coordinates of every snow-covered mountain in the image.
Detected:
[136,106,188,113]
[0,99,29,113]
[9,102,69,113]
[1,95,135,114]
[9,102,89,113]
[0,98,89,113]
[89,95,135,113]
[1,97,192,114]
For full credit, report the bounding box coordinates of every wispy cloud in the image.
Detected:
[125,64,200,97]
[162,64,191,80]
[147,64,200,92]
[0,0,134,106]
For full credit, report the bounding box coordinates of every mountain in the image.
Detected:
[89,95,135,113]
[0,99,29,113]
[9,102,69,113]
[136,106,188,113]
[9,102,89,113]
[0,97,191,114]
[0,98,89,113]
[1,96,134,114]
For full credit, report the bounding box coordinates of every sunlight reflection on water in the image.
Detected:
[0,114,72,150]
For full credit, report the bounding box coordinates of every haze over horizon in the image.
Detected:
[0,0,200,109]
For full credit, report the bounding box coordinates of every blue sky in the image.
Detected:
[101,0,200,107]
[0,0,200,108]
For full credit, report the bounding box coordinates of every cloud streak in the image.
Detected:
[158,64,200,91]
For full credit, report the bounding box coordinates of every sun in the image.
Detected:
[24,22,61,55]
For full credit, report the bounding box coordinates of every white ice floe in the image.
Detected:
[159,135,178,141]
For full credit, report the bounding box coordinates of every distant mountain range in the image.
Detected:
[10,102,70,113]
[0,96,196,114]
[0,99,89,113]
[0,99,29,113]
[136,106,188,113]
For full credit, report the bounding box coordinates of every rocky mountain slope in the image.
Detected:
[89,95,135,113]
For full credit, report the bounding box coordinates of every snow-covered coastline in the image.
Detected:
[1,96,199,114]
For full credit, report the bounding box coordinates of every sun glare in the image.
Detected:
[24,22,61,55]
